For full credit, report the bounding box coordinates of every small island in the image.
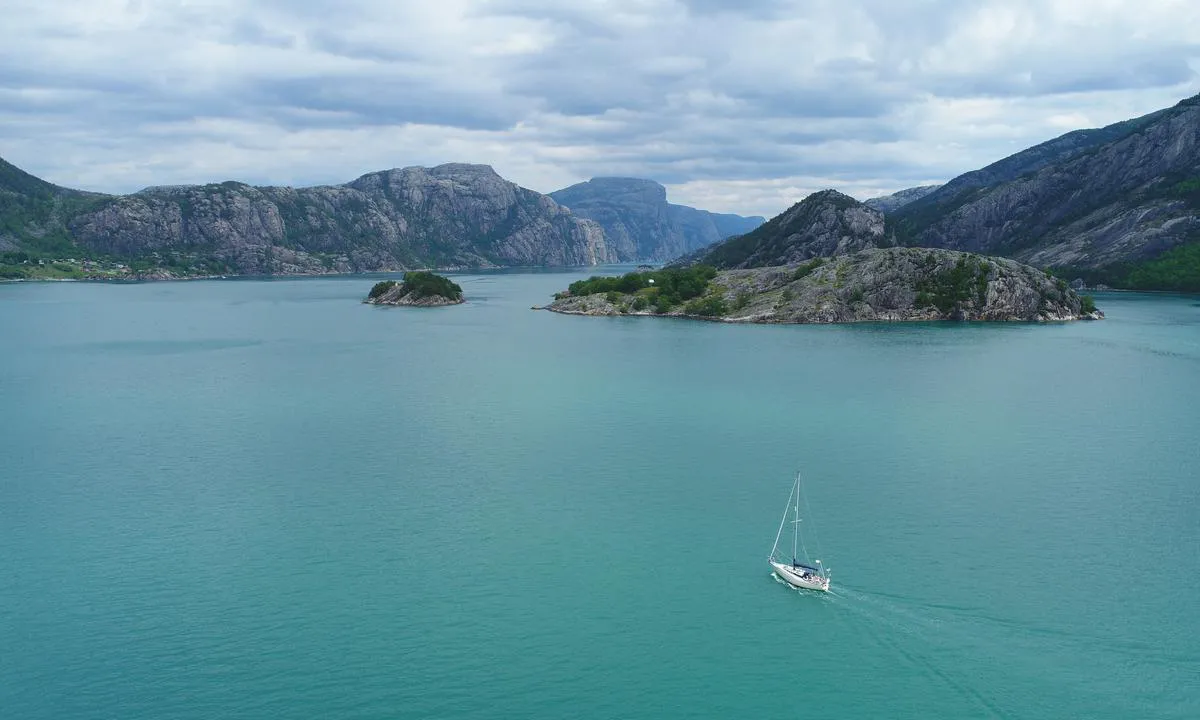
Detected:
[545,248,1103,324]
[364,271,465,307]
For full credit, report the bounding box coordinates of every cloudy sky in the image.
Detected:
[3,0,1199,217]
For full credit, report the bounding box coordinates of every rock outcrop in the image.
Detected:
[3,160,616,274]
[549,177,763,261]
[689,189,893,269]
[863,185,942,213]
[549,248,1102,324]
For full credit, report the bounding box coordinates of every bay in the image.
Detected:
[1,272,1197,719]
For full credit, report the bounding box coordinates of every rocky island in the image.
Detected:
[364,271,464,307]
[546,248,1103,323]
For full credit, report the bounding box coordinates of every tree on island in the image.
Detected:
[563,265,718,312]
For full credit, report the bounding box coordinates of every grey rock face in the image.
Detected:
[15,162,615,274]
[549,177,763,261]
[549,247,1101,324]
[892,94,1200,270]
[863,185,942,213]
[694,189,893,269]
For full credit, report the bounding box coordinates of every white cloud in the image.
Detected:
[0,0,1197,217]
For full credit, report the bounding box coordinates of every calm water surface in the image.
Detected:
[1,272,1197,719]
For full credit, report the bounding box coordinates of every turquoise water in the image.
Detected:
[1,273,1197,719]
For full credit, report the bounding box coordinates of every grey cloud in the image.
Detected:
[1033,54,1196,95]
[305,29,425,63]
[224,17,298,49]
[249,76,523,131]
[478,1,640,38]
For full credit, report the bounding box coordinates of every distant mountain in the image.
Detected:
[0,160,615,275]
[864,185,942,213]
[690,189,892,269]
[549,177,763,261]
[890,94,1200,289]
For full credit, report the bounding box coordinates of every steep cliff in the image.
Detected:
[2,160,615,274]
[692,189,892,269]
[549,177,763,261]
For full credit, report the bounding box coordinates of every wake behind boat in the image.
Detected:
[769,471,831,592]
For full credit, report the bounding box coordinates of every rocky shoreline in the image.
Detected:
[365,291,464,307]
[546,248,1104,324]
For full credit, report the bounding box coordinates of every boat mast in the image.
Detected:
[792,472,800,566]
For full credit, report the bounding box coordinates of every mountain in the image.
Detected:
[863,185,942,213]
[1,160,614,275]
[690,189,893,269]
[890,94,1200,288]
[548,177,763,261]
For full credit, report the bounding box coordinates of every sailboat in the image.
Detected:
[769,471,831,592]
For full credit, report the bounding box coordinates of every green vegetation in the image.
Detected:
[561,265,735,318]
[1079,294,1097,314]
[682,294,728,317]
[834,262,848,288]
[0,259,83,280]
[0,158,111,263]
[1124,242,1200,292]
[567,265,718,305]
[1170,177,1200,197]
[792,257,825,281]
[1053,239,1200,292]
[401,271,463,300]
[0,250,156,280]
[914,255,991,314]
[368,280,398,299]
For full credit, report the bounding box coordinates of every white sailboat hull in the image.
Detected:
[771,561,830,592]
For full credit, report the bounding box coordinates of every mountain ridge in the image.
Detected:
[889,93,1200,288]
[2,160,618,274]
